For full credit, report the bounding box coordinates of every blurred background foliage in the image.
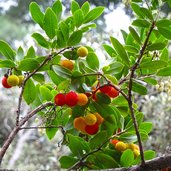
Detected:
[0,0,171,170]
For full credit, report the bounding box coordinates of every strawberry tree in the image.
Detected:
[0,0,171,170]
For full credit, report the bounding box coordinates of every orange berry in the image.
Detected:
[60,59,74,71]
[107,87,119,98]
[54,93,66,106]
[94,112,104,125]
[85,122,99,135]
[65,91,78,107]
[2,76,12,88]
[73,117,87,133]
[77,93,88,106]
[111,139,119,146]
[85,113,97,125]
[77,46,88,57]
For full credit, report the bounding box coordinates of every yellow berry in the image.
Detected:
[127,143,139,151]
[94,112,104,125]
[77,93,88,106]
[73,117,87,133]
[7,75,19,86]
[18,75,25,86]
[77,46,88,57]
[133,149,140,158]
[115,141,127,151]
[84,113,97,126]
[60,59,74,71]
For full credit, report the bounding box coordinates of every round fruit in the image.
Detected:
[99,85,112,93]
[7,75,19,86]
[111,139,119,146]
[107,87,119,98]
[85,113,97,125]
[127,143,139,151]
[77,93,88,106]
[115,141,127,151]
[77,46,88,57]
[1,76,12,88]
[85,123,99,135]
[18,75,25,86]
[74,117,87,133]
[65,91,78,107]
[133,149,140,158]
[94,112,104,125]
[54,93,66,106]
[60,59,74,71]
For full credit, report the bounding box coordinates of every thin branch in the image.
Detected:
[19,126,63,130]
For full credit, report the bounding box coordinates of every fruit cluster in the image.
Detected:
[74,112,104,135]
[1,75,24,89]
[111,139,140,158]
[54,91,88,107]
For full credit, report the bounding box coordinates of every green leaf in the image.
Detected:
[53,65,72,78]
[132,80,147,95]
[25,46,35,58]
[140,7,153,20]
[32,73,45,83]
[110,37,130,66]
[0,60,16,68]
[140,60,167,70]
[139,122,153,134]
[129,26,141,45]
[23,79,36,104]
[16,46,24,61]
[119,132,137,142]
[143,77,157,85]
[32,33,49,49]
[29,2,44,28]
[71,0,80,14]
[131,3,144,18]
[39,86,53,101]
[0,40,16,60]
[89,131,108,150]
[147,42,167,51]
[84,6,104,24]
[157,66,171,76]
[96,92,111,105]
[132,19,150,28]
[18,58,39,71]
[103,44,116,57]
[52,0,62,21]
[81,1,90,15]
[120,149,134,167]
[60,21,69,42]
[67,30,82,46]
[56,30,66,48]
[124,45,139,54]
[156,19,171,27]
[158,27,171,40]
[86,52,99,70]
[73,9,84,28]
[59,156,78,169]
[43,8,58,39]
[160,48,169,61]
[48,70,64,85]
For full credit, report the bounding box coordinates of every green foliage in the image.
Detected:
[1,0,170,170]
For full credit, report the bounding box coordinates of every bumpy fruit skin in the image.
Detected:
[77,93,88,106]
[111,139,119,146]
[54,93,66,106]
[60,59,74,71]
[99,85,112,93]
[77,46,88,57]
[7,75,19,86]
[85,113,97,125]
[133,149,140,158]
[1,76,12,88]
[94,112,104,125]
[107,87,119,98]
[127,143,139,151]
[85,122,99,135]
[65,91,78,107]
[18,75,25,86]
[74,117,87,133]
[115,141,127,151]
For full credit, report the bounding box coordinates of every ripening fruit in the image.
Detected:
[60,59,74,71]
[77,93,88,106]
[77,46,88,57]
[133,149,140,158]
[65,91,78,107]
[111,139,119,146]
[74,117,87,133]
[94,112,104,125]
[107,87,119,98]
[99,85,112,93]
[54,93,66,106]
[18,75,25,86]
[85,122,99,135]
[85,113,97,125]
[7,75,19,86]
[127,143,139,151]
[115,141,127,151]
[1,76,12,88]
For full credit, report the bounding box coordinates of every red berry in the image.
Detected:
[65,91,78,107]
[85,123,99,135]
[107,87,119,98]
[99,85,112,93]
[2,76,12,88]
[111,139,119,146]
[54,93,66,106]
